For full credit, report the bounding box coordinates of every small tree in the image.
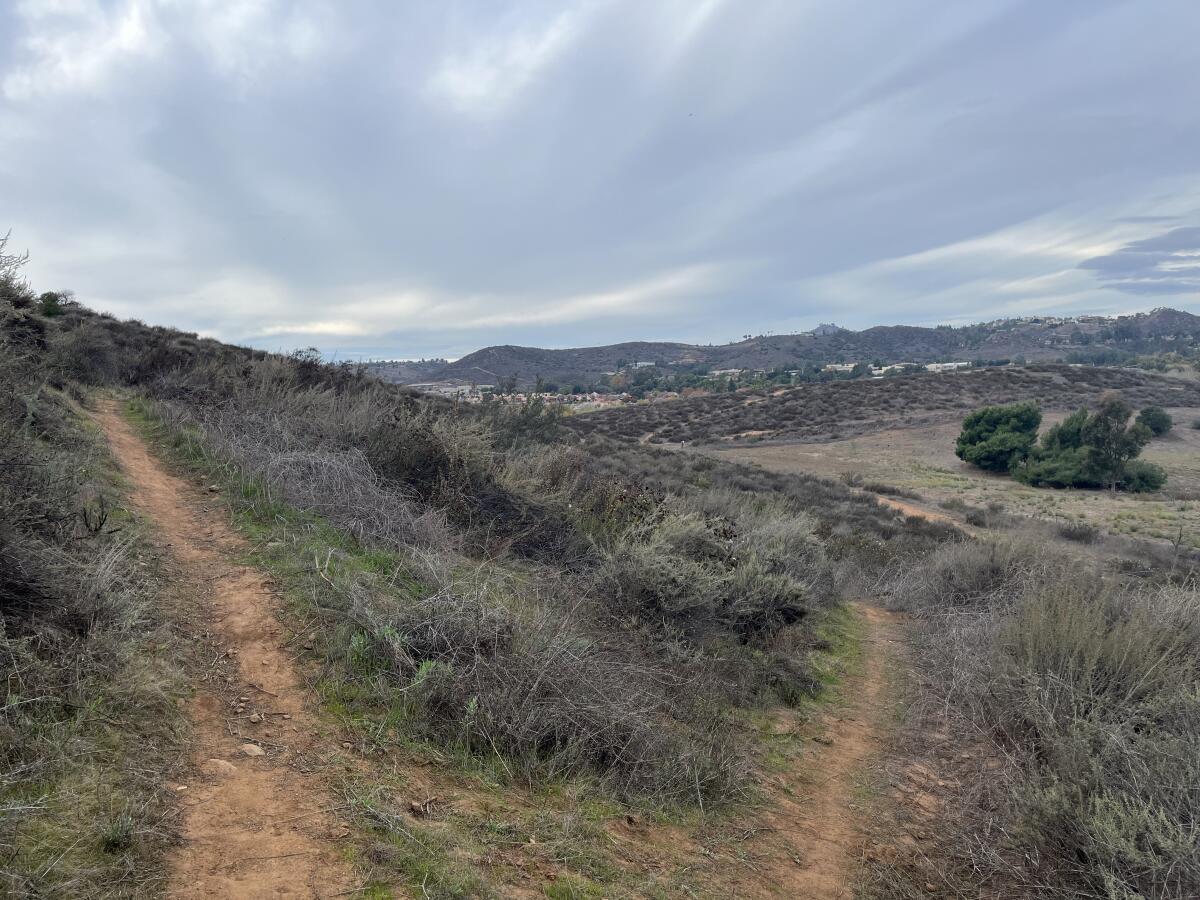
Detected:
[1014,393,1161,491]
[1082,393,1151,489]
[1136,405,1173,437]
[955,402,1042,472]
[36,291,73,317]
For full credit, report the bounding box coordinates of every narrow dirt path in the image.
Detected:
[870,494,959,527]
[747,602,905,898]
[96,401,357,899]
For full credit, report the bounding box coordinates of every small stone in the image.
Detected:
[282,714,292,720]
[238,696,250,702]
[249,713,263,723]
[240,743,266,757]
[303,642,313,650]
[202,758,238,776]
[208,484,220,492]
[342,741,352,749]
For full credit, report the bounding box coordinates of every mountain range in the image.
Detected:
[366,307,1200,389]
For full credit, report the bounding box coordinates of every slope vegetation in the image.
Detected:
[569,364,1200,445]
[6,281,1199,898]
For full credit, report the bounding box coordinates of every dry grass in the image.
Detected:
[715,409,1200,549]
[0,318,188,896]
[871,538,1200,898]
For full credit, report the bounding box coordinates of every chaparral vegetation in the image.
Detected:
[3,235,1198,898]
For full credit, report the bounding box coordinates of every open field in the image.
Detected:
[713,407,1200,548]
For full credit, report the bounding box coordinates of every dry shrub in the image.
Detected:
[0,334,183,896]
[348,574,747,803]
[887,538,1200,898]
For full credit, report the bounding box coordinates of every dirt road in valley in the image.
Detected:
[96,401,356,899]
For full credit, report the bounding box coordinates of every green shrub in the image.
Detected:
[1013,445,1101,489]
[954,402,1041,472]
[1136,405,1173,437]
[1121,459,1167,493]
[1014,395,1159,491]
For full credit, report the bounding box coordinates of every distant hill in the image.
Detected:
[568,364,1200,447]
[366,307,1200,389]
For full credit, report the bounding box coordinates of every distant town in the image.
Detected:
[364,308,1200,407]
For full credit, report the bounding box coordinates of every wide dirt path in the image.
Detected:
[97,401,356,899]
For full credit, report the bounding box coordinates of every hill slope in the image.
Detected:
[568,363,1200,445]
[370,307,1200,387]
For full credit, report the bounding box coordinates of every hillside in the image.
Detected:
[368,307,1200,388]
[4,280,1200,898]
[568,363,1200,445]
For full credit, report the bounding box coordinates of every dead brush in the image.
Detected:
[880,537,1200,898]
[346,573,750,804]
[0,336,185,897]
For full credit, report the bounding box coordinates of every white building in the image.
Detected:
[924,361,971,373]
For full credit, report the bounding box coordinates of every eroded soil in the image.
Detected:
[97,400,357,899]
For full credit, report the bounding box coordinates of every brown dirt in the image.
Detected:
[645,601,906,899]
[870,494,959,527]
[96,400,358,899]
[755,602,904,899]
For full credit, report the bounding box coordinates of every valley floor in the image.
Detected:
[713,406,1200,549]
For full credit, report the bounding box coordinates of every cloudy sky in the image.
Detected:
[4,0,1199,359]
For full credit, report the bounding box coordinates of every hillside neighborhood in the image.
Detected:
[367,308,1199,405]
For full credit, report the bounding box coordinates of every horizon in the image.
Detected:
[5,2,1200,359]
[255,302,1186,364]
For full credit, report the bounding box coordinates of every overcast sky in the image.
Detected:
[4,1,1199,359]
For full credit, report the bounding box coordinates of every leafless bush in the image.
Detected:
[886,537,1051,612]
[347,574,748,803]
[0,324,183,896]
[197,410,458,554]
[1057,519,1100,544]
[884,537,1200,898]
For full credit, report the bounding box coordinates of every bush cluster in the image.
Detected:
[957,393,1167,492]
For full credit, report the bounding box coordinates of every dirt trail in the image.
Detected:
[96,401,356,899]
[871,494,959,527]
[747,602,904,898]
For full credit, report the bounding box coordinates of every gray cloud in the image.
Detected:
[1080,227,1200,295]
[3,0,1199,359]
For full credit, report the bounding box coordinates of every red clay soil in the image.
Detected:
[748,603,904,898]
[97,400,357,899]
